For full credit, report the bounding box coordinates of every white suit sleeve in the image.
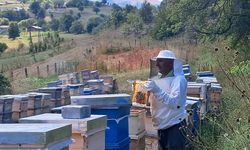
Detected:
[154,76,187,109]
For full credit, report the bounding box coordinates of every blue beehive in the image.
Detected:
[47,80,63,87]
[71,94,131,150]
[186,99,200,133]
[196,71,214,77]
[183,64,191,76]
[79,88,97,95]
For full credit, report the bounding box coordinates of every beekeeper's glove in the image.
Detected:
[144,80,161,93]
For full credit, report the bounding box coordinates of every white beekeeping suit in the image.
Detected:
[145,50,188,130]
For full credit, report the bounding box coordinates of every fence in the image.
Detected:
[3,36,197,80]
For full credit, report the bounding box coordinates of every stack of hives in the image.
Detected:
[86,79,104,94]
[100,75,116,94]
[81,69,91,83]
[67,84,85,96]
[38,87,62,109]
[61,86,71,105]
[47,80,63,87]
[38,87,70,109]
[0,96,14,123]
[185,99,200,133]
[129,109,146,150]
[71,94,131,150]
[0,124,73,149]
[90,70,99,79]
[26,93,44,116]
[10,95,28,122]
[187,82,208,118]
[207,83,222,113]
[20,105,107,150]
[59,72,80,85]
[195,71,222,114]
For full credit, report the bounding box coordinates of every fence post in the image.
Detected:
[118,61,121,73]
[74,63,78,72]
[134,39,137,47]
[37,66,40,77]
[140,58,143,69]
[62,62,65,74]
[54,63,57,74]
[47,65,49,76]
[24,68,28,78]
[10,71,14,80]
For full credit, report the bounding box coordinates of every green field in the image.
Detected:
[0,32,40,50]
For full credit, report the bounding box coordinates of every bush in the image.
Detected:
[104,47,120,54]
[0,74,11,95]
[86,17,103,33]
[0,42,8,54]
[69,20,84,34]
[8,22,20,39]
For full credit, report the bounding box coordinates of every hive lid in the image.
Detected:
[19,113,107,135]
[0,124,71,146]
[0,95,14,102]
[71,94,131,107]
[186,100,200,109]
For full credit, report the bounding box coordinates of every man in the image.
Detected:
[144,50,187,150]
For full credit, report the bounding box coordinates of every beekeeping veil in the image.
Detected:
[156,50,184,76]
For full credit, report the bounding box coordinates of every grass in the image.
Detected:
[0,32,40,50]
[0,0,29,10]
[49,6,112,27]
[112,69,150,94]
[11,74,58,94]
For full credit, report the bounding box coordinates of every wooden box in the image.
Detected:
[26,93,42,109]
[19,114,107,150]
[130,131,146,150]
[129,109,146,136]
[0,124,72,149]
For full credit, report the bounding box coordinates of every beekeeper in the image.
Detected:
[144,50,187,150]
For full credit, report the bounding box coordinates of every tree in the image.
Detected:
[122,13,144,38]
[60,14,74,32]
[0,9,29,21]
[50,19,60,31]
[109,10,126,28]
[78,5,84,13]
[8,22,20,39]
[95,1,101,7]
[155,0,250,58]
[139,1,154,24]
[53,0,64,8]
[36,8,46,19]
[69,20,84,34]
[93,6,100,14]
[112,3,122,11]
[0,74,11,95]
[86,17,103,33]
[101,0,107,5]
[29,1,41,16]
[125,4,136,14]
[0,42,8,54]
[18,18,36,30]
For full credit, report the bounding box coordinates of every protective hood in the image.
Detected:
[156,50,184,76]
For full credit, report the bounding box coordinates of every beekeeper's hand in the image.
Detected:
[144,80,161,93]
